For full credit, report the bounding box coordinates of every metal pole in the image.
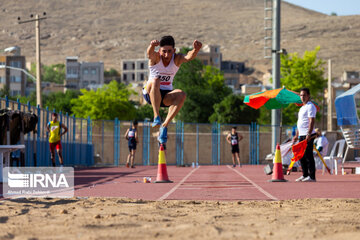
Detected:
[271,0,281,152]
[196,124,199,166]
[249,124,251,164]
[35,15,42,107]
[257,123,260,165]
[327,59,333,131]
[114,118,118,166]
[181,121,184,166]
[36,105,41,166]
[147,121,150,165]
[217,123,221,165]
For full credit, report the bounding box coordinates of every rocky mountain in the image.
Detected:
[1,0,359,79]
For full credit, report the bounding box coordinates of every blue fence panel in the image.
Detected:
[2,97,295,167]
[142,120,150,165]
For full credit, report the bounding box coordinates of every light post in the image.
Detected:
[0,65,36,82]
[18,12,47,107]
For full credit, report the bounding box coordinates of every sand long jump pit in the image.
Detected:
[1,166,360,239]
[1,197,360,240]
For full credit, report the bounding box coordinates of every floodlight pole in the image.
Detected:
[18,13,47,107]
[271,0,281,151]
[327,59,333,131]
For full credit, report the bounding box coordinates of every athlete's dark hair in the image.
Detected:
[300,87,310,95]
[232,126,237,130]
[52,113,58,117]
[160,35,175,48]
[133,120,138,126]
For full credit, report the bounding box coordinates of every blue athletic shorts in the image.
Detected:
[128,143,137,151]
[142,88,171,107]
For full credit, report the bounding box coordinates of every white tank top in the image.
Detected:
[148,54,179,90]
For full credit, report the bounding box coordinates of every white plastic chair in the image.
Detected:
[323,139,346,175]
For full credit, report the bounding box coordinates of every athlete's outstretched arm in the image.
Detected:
[147,40,160,64]
[178,40,202,64]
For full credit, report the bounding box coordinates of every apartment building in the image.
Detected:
[65,57,104,91]
[221,61,245,89]
[0,51,26,96]
[341,71,360,87]
[121,59,148,84]
[196,45,222,69]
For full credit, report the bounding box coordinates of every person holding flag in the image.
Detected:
[292,88,317,182]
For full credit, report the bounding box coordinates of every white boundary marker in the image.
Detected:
[227,165,278,201]
[157,166,200,200]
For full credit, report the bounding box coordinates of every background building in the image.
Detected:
[0,47,27,96]
[221,60,245,89]
[341,70,360,88]
[65,56,104,91]
[121,59,148,84]
[196,45,222,69]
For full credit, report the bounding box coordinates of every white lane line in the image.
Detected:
[157,166,200,200]
[227,165,279,201]
[178,187,253,190]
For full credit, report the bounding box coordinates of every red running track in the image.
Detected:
[74,165,360,201]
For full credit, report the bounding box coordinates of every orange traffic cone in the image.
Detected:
[154,144,173,183]
[268,143,287,182]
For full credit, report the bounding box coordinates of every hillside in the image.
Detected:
[1,0,360,79]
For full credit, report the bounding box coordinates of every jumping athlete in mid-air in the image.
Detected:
[143,35,202,144]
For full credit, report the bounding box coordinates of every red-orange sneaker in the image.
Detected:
[126,163,129,168]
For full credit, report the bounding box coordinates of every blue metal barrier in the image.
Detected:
[114,118,119,166]
[176,120,184,166]
[2,96,278,167]
[2,97,94,167]
[196,124,199,165]
[142,119,150,165]
[212,122,221,165]
[249,122,259,165]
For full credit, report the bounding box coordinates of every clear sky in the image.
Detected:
[284,0,360,16]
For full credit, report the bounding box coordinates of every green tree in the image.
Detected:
[43,90,81,114]
[17,91,36,106]
[261,46,326,125]
[257,107,271,125]
[280,46,325,96]
[0,86,12,99]
[281,47,326,125]
[71,81,136,120]
[209,94,259,124]
[104,68,120,77]
[173,57,232,123]
[135,104,168,122]
[31,63,65,84]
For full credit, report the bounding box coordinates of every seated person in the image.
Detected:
[314,128,329,169]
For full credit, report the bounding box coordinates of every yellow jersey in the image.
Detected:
[48,121,61,143]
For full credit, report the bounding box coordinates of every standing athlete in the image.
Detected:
[226,127,243,167]
[125,120,138,168]
[143,35,202,144]
[47,113,68,168]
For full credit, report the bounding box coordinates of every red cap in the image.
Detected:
[276,143,280,150]
[159,144,164,151]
